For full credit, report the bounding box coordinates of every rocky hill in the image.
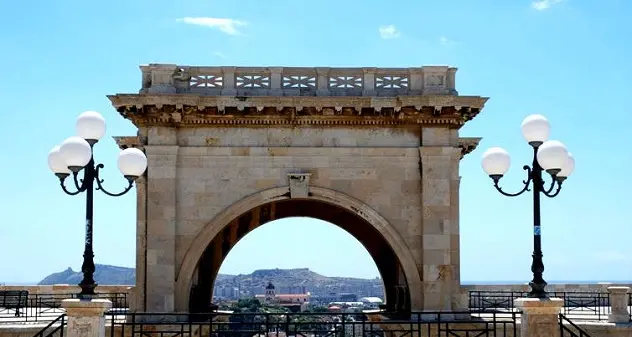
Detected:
[213,268,383,297]
[39,266,382,295]
[38,264,136,285]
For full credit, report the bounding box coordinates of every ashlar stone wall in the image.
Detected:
[135,124,463,313]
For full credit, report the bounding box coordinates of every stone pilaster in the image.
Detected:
[62,299,112,337]
[608,286,630,323]
[134,175,147,312]
[515,298,564,337]
[144,126,179,312]
[419,143,461,311]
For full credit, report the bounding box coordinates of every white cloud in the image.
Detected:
[439,36,454,46]
[177,17,247,35]
[213,51,227,59]
[378,25,400,39]
[531,0,564,11]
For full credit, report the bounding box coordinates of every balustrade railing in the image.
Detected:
[559,314,594,337]
[0,292,128,324]
[139,64,459,96]
[107,311,517,337]
[469,291,611,321]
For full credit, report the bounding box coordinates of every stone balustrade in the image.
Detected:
[139,64,458,96]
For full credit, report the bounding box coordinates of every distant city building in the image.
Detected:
[359,297,384,309]
[338,293,357,302]
[255,282,311,312]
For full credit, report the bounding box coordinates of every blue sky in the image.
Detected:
[1,0,631,284]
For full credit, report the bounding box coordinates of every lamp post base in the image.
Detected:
[528,281,548,299]
[78,283,98,299]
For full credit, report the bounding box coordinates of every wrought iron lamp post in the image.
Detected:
[47,111,148,297]
[481,114,575,298]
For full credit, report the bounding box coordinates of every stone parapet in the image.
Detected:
[608,286,631,323]
[139,64,459,96]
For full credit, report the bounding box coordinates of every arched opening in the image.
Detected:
[188,199,411,314]
[210,217,385,311]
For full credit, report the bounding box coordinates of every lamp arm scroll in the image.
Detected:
[493,165,533,197]
[542,179,563,198]
[94,163,135,197]
[59,168,91,196]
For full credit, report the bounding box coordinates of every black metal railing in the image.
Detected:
[107,311,518,337]
[629,293,632,322]
[31,314,67,337]
[0,292,128,324]
[559,313,593,337]
[469,291,610,321]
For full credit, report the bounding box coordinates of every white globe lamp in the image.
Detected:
[117,148,148,180]
[536,140,569,175]
[48,145,71,178]
[481,147,511,181]
[76,111,106,143]
[521,114,551,146]
[59,136,93,172]
[556,152,575,182]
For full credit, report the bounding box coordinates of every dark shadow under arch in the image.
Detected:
[189,199,411,314]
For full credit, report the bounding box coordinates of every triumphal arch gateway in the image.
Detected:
[108,64,487,314]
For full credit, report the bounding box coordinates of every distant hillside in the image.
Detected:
[213,268,383,296]
[39,266,383,296]
[38,264,135,285]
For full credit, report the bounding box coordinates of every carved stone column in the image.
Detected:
[62,299,112,337]
[608,286,630,323]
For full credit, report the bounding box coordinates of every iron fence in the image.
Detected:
[107,311,517,337]
[0,292,128,324]
[559,314,593,337]
[469,291,611,321]
[629,293,632,322]
[31,314,66,337]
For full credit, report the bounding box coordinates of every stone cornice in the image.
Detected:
[113,136,145,150]
[458,137,481,159]
[107,94,488,128]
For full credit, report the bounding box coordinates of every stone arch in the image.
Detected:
[175,186,422,312]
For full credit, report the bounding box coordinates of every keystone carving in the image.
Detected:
[287,173,311,199]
